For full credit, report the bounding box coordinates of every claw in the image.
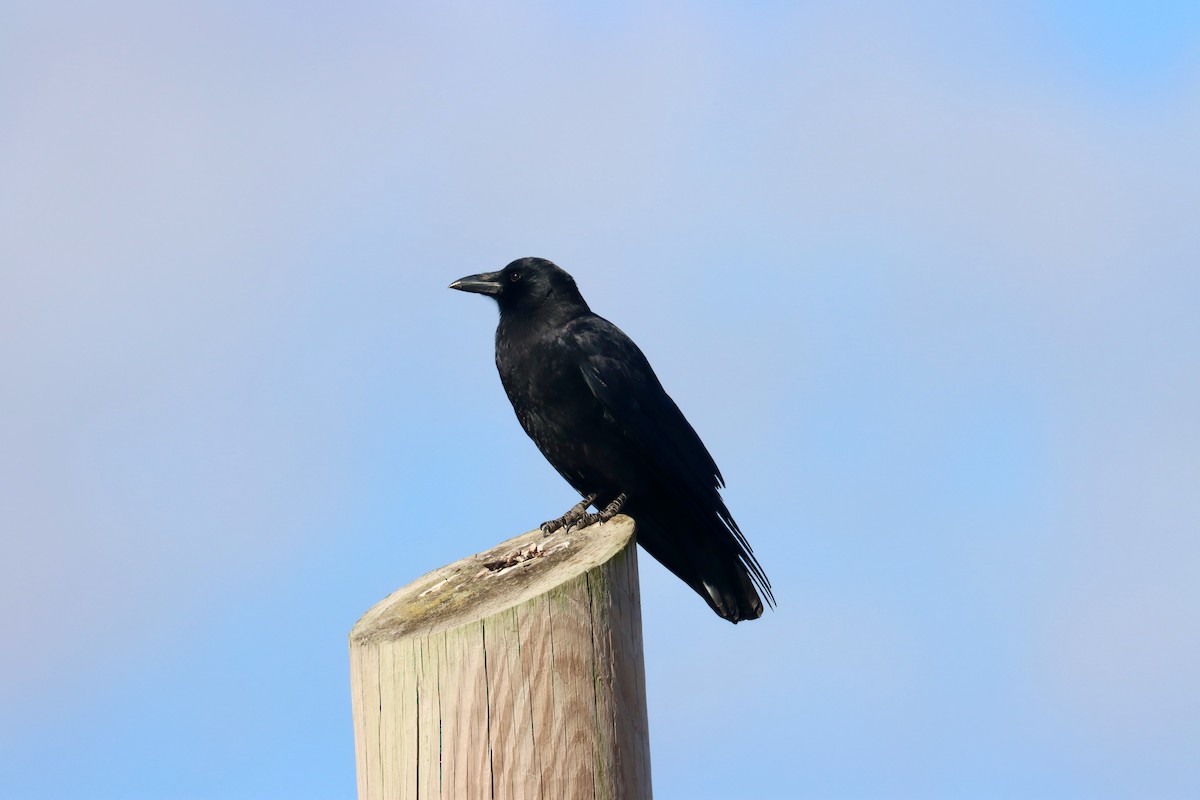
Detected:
[564,493,628,531]
[541,493,598,536]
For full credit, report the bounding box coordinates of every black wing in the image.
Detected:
[566,316,773,606]
[572,317,722,487]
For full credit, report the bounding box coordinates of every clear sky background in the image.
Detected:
[2,2,1198,798]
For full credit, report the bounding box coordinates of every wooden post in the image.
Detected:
[349,515,651,800]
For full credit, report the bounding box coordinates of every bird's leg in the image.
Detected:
[541,493,598,535]
[569,492,629,531]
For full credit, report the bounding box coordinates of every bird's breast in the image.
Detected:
[494,333,644,497]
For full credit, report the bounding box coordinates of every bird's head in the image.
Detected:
[449,257,588,316]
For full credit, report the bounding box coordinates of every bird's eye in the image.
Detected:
[509,272,522,282]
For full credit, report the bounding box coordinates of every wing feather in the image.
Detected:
[569,317,772,601]
[571,318,723,497]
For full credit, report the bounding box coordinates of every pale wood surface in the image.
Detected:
[349,515,651,800]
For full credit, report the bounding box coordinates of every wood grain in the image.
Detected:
[349,515,651,799]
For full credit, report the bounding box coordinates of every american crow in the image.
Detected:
[450,257,772,622]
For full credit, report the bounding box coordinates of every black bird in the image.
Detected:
[450,257,772,622]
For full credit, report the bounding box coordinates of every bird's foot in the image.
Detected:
[540,493,598,536]
[568,492,628,531]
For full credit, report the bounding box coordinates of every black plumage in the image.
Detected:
[450,257,772,622]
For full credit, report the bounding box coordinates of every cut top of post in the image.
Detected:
[350,515,637,644]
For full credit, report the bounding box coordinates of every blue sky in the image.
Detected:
[2,2,1198,798]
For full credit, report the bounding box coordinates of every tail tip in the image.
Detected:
[703,580,766,623]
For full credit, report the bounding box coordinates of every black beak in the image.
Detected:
[449,270,503,297]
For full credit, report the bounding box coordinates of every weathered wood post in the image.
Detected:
[349,515,651,799]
